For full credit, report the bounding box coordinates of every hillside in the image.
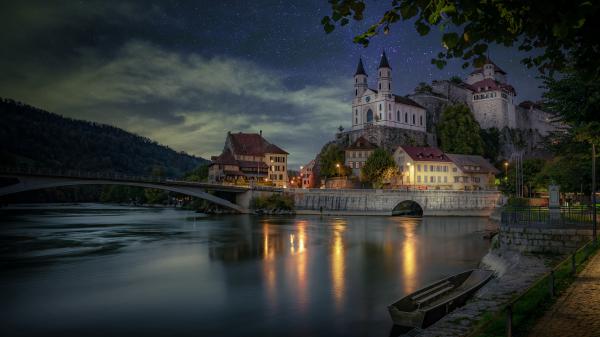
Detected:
[0,98,207,177]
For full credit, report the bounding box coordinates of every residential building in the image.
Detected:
[393,146,454,189]
[208,131,289,187]
[446,154,500,190]
[393,146,498,190]
[300,159,316,189]
[351,52,427,133]
[344,136,378,177]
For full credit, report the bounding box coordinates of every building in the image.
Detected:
[208,131,289,187]
[344,136,378,177]
[393,146,498,190]
[446,154,500,190]
[465,59,517,129]
[394,146,454,189]
[352,53,427,133]
[300,159,316,189]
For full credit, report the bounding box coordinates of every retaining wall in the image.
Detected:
[499,225,593,254]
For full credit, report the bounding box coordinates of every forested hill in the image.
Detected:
[0,98,207,177]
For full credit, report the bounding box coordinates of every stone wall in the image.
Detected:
[336,124,431,152]
[289,188,501,216]
[499,225,593,254]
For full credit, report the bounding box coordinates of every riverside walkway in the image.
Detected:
[529,248,600,337]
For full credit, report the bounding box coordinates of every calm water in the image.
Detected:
[0,204,494,337]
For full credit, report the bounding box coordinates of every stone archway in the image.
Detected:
[392,200,423,217]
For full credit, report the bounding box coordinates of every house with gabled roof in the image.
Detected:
[208,131,289,187]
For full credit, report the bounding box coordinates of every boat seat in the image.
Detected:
[411,281,451,301]
[415,285,454,308]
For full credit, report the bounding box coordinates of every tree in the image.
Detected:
[321,0,600,76]
[183,164,209,182]
[361,148,397,188]
[319,143,351,177]
[437,104,484,155]
[480,127,500,162]
[500,158,545,196]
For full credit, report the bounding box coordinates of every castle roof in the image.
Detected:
[209,149,238,166]
[355,58,367,76]
[394,95,425,109]
[467,78,516,95]
[228,132,288,155]
[446,153,499,174]
[470,58,507,75]
[399,146,451,162]
[379,51,391,69]
[346,136,378,151]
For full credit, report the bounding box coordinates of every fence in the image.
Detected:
[501,206,596,228]
[467,240,599,337]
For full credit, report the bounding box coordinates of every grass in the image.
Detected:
[469,241,600,337]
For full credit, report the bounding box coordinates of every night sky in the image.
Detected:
[0,1,544,168]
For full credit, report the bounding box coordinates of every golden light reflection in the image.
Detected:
[262,223,277,311]
[399,218,419,294]
[291,221,308,311]
[331,220,346,310]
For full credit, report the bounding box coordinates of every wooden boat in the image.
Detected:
[388,269,494,328]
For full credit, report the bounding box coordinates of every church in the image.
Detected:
[351,52,427,133]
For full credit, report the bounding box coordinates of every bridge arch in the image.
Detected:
[392,200,423,217]
[0,177,248,213]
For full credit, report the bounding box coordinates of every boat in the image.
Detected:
[388,269,494,328]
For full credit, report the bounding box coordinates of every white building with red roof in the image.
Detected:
[208,131,289,187]
[393,146,498,190]
[465,59,518,129]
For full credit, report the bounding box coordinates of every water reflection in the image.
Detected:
[398,218,420,294]
[0,207,493,337]
[331,219,346,310]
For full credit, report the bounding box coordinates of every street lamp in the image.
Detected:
[336,163,341,177]
[504,161,509,180]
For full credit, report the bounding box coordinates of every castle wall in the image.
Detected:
[337,124,430,153]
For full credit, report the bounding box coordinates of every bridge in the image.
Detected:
[1,168,502,217]
[0,168,270,213]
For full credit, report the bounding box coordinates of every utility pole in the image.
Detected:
[593,143,597,244]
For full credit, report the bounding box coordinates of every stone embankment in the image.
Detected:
[498,225,594,254]
[413,241,552,337]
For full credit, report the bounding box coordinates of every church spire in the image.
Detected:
[355,58,367,76]
[378,51,391,69]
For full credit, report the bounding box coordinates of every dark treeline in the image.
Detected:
[0,98,207,177]
[0,98,209,204]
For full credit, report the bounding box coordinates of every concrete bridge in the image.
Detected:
[1,169,501,216]
[289,188,501,216]
[0,169,262,213]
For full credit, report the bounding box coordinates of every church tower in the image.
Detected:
[354,58,368,97]
[377,51,392,95]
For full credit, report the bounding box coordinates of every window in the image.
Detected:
[417,164,421,172]
[388,83,390,90]
[424,165,428,172]
[430,176,435,183]
[454,176,459,183]
[444,176,447,183]
[279,174,283,180]
[437,176,441,183]
[473,177,480,183]
[397,110,400,120]
[417,176,421,183]
[424,176,427,183]
[388,104,391,110]
[452,167,457,172]
[379,104,382,111]
[405,112,408,123]
[430,165,434,171]
[388,113,391,119]
[420,115,423,125]
[464,177,470,183]
[349,161,353,168]
[413,114,416,124]
[366,109,373,123]
[355,118,358,124]
[355,89,357,96]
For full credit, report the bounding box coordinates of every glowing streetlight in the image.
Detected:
[504,161,509,180]
[336,163,341,177]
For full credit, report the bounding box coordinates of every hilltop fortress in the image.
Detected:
[337,53,558,159]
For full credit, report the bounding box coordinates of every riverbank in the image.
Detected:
[415,242,554,337]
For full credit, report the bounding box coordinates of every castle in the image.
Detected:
[338,53,558,157]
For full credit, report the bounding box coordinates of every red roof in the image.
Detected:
[209,149,238,166]
[470,59,507,75]
[346,136,378,150]
[228,132,288,155]
[467,78,516,95]
[399,146,451,162]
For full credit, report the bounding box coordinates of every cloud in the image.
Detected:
[2,40,350,167]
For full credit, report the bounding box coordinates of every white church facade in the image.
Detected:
[351,52,427,133]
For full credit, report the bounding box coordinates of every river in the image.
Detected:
[0,204,494,337]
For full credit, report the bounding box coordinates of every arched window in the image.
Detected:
[355,118,358,124]
[405,112,408,123]
[366,109,373,123]
[396,110,400,121]
[379,83,381,90]
[355,89,357,96]
[420,115,423,125]
[379,104,382,111]
[412,114,415,124]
